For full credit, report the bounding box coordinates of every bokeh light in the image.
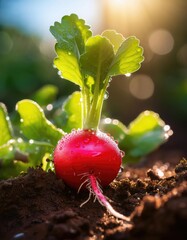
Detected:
[129,74,154,100]
[148,29,174,55]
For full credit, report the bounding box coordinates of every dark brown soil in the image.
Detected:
[0,150,187,240]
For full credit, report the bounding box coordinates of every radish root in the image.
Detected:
[79,174,131,222]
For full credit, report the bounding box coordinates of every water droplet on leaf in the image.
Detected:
[125,73,131,77]
[9,146,13,151]
[17,138,23,143]
[29,139,34,144]
[104,92,109,100]
[46,104,53,111]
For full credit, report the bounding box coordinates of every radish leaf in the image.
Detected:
[54,91,82,132]
[50,14,92,87]
[108,37,144,76]
[80,36,114,92]
[51,14,144,130]
[31,84,58,106]
[100,118,127,144]
[125,111,170,159]
[16,100,64,146]
[0,103,13,145]
[101,111,173,163]
[102,30,124,53]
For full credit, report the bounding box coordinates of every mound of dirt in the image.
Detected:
[0,152,187,240]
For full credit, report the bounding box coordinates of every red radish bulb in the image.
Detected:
[54,129,130,221]
[54,129,122,189]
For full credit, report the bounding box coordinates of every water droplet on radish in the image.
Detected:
[94,139,100,146]
[120,150,125,158]
[75,143,80,148]
[91,152,101,157]
[118,166,124,174]
[115,140,118,144]
[83,137,90,144]
[71,128,77,133]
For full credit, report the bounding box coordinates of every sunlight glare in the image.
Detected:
[108,0,140,7]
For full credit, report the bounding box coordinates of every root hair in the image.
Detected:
[78,173,131,222]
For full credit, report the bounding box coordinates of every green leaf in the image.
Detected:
[108,36,144,76]
[100,111,172,164]
[0,142,15,162]
[128,111,164,135]
[80,36,114,92]
[16,100,64,146]
[31,84,58,106]
[0,103,13,145]
[0,138,29,179]
[60,91,82,132]
[100,118,127,145]
[0,161,29,179]
[123,111,172,161]
[50,14,92,87]
[102,30,125,53]
[54,46,83,86]
[17,139,53,167]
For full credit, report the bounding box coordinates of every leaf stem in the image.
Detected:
[82,76,110,130]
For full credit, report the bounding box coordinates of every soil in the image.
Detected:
[0,149,187,240]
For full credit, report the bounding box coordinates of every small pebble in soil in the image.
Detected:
[147,169,160,180]
[13,233,25,239]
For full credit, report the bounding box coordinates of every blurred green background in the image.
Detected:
[0,0,187,153]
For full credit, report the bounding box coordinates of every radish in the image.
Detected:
[54,129,130,221]
[50,14,143,221]
[54,129,122,190]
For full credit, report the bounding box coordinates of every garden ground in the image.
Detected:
[0,149,187,240]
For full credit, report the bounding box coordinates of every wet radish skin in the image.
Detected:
[54,129,122,189]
